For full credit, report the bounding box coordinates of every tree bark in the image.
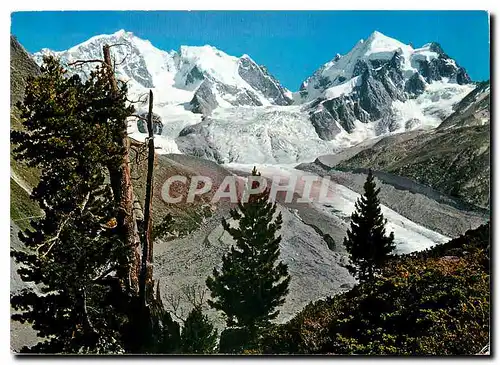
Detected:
[139,90,155,307]
[102,44,141,294]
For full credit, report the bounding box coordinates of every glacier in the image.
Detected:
[225,163,451,253]
[33,29,475,165]
[27,28,483,260]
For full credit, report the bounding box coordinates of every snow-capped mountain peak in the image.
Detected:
[292,30,474,145]
[177,44,242,87]
[298,31,414,101]
[297,31,470,104]
[31,30,476,165]
[33,30,293,115]
[363,30,410,58]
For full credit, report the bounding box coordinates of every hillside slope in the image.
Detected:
[327,81,490,208]
[10,36,42,228]
[261,223,490,355]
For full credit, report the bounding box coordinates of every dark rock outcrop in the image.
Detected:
[310,109,343,140]
[190,79,220,115]
[358,67,393,120]
[10,36,40,106]
[190,75,266,115]
[414,44,471,85]
[238,56,292,106]
[137,112,163,135]
[185,65,205,88]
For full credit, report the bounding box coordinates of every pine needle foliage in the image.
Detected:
[10,56,134,353]
[206,167,290,332]
[343,170,395,282]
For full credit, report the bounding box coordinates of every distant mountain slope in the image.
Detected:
[437,80,490,130]
[10,36,42,227]
[11,36,40,107]
[334,82,490,208]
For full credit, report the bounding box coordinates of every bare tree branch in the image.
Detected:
[81,288,98,335]
[181,284,208,309]
[165,291,187,323]
[91,265,120,282]
[127,93,149,105]
[68,59,106,67]
[131,114,148,122]
[108,43,128,49]
[115,53,130,67]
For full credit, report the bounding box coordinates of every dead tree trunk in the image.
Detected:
[102,44,141,294]
[139,90,155,307]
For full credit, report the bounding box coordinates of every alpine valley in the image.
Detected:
[11,29,490,349]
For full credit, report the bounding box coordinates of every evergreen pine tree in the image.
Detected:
[11,55,184,354]
[130,283,181,354]
[10,56,134,353]
[343,170,395,282]
[206,167,290,337]
[180,307,218,354]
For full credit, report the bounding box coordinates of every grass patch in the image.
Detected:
[10,178,41,231]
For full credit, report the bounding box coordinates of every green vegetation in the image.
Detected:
[206,167,290,353]
[11,56,134,353]
[10,52,215,355]
[180,307,218,354]
[260,223,490,355]
[344,170,395,282]
[10,36,42,216]
[10,178,41,231]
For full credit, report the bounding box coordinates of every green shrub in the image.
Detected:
[262,224,490,355]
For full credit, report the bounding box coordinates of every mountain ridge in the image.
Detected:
[29,30,479,164]
[33,29,293,116]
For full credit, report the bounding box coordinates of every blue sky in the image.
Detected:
[11,11,490,90]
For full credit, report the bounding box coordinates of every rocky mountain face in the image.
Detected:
[30,30,479,164]
[331,81,490,208]
[172,31,477,163]
[189,54,293,114]
[10,36,40,107]
[296,31,474,140]
[437,81,490,130]
[33,30,292,117]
